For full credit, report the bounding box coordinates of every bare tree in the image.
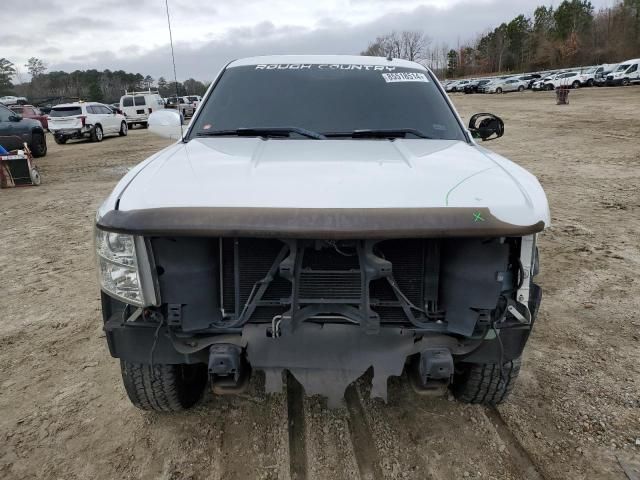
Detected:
[25,57,47,78]
[361,30,431,63]
[400,31,431,61]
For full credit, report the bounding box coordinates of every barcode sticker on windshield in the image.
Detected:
[382,72,429,83]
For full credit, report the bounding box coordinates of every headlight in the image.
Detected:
[95,230,157,306]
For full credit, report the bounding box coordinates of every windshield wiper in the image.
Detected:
[196,127,326,140]
[323,129,433,139]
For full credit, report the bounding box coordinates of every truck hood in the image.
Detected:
[100,138,549,237]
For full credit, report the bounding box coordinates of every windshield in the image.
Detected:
[190,64,465,141]
[50,106,82,117]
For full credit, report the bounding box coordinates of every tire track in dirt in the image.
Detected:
[344,385,385,480]
[287,373,308,480]
[484,407,547,480]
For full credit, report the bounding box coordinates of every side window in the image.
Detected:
[86,106,95,114]
[134,96,146,106]
[628,64,638,73]
[0,105,12,122]
[122,97,133,107]
[102,106,112,114]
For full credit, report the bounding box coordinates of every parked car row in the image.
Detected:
[443,57,640,94]
[0,89,202,149]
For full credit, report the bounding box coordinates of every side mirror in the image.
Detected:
[9,114,22,122]
[468,113,504,141]
[148,110,183,140]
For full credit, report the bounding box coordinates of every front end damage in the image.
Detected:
[100,228,542,406]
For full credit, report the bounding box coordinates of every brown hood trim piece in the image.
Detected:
[97,207,545,239]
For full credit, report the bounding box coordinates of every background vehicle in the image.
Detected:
[0,96,27,106]
[543,72,581,90]
[463,79,492,94]
[8,105,49,130]
[0,104,47,157]
[516,73,541,89]
[119,91,164,128]
[165,96,195,116]
[48,102,127,144]
[532,73,559,90]
[485,78,527,93]
[96,55,548,413]
[186,95,202,110]
[446,79,471,92]
[606,59,640,86]
[576,66,605,87]
[594,64,617,86]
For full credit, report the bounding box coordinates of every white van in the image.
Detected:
[119,90,165,128]
[606,59,640,86]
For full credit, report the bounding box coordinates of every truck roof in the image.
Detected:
[228,55,428,70]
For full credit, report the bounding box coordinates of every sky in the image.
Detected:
[3,0,615,82]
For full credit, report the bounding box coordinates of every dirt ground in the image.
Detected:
[1,87,639,480]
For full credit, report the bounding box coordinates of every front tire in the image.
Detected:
[587,79,594,87]
[496,87,503,94]
[119,121,128,136]
[120,361,208,412]
[451,358,521,405]
[54,136,67,145]
[91,124,103,142]
[545,84,554,91]
[622,78,630,86]
[572,81,580,89]
[518,85,525,92]
[30,132,47,157]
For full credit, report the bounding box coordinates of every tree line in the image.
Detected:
[0,57,209,104]
[362,0,640,77]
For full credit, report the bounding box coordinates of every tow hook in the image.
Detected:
[409,348,454,396]
[208,344,250,394]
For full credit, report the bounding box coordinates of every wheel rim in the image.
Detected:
[497,88,502,93]
[122,122,127,134]
[30,168,41,185]
[97,127,103,140]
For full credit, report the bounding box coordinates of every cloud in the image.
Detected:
[0,34,33,47]
[5,0,613,82]
[45,17,115,35]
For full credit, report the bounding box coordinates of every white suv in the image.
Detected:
[542,72,581,90]
[48,102,128,144]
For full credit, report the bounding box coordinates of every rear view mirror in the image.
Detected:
[468,113,504,141]
[148,110,183,140]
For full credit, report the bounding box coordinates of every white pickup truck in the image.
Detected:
[95,55,549,412]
